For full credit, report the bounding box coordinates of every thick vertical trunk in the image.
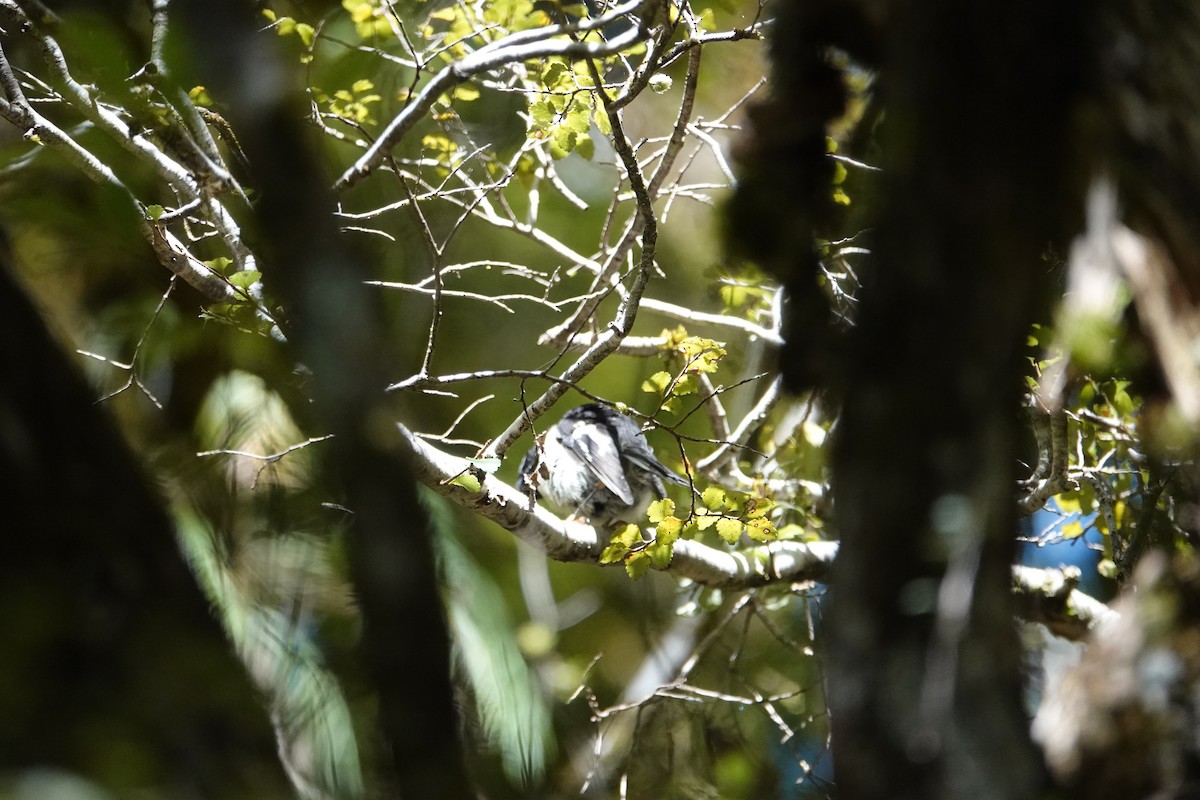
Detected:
[735,1,1093,797]
[825,3,1088,797]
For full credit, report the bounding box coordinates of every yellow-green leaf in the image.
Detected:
[600,542,629,564]
[716,518,743,544]
[625,551,650,580]
[1060,519,1085,539]
[295,22,315,47]
[575,132,594,160]
[701,486,726,511]
[745,517,776,542]
[188,85,213,107]
[647,498,675,524]
[646,542,673,569]
[745,496,775,519]
[656,515,682,544]
[227,270,262,290]
[642,371,673,395]
[613,523,642,548]
[449,472,481,493]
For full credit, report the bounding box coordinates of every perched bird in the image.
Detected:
[517,403,688,527]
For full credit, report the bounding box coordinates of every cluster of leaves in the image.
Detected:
[195,256,271,335]
[342,0,396,39]
[642,327,727,413]
[526,56,610,160]
[422,0,556,51]
[316,79,384,125]
[1047,378,1145,571]
[600,486,781,579]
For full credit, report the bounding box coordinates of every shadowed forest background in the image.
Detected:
[4,1,1200,799]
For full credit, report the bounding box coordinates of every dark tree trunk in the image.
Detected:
[174,4,473,797]
[736,1,1093,797]
[0,244,289,797]
[827,2,1091,796]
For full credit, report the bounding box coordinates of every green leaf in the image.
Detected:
[625,551,650,580]
[647,498,675,524]
[574,132,594,160]
[529,100,555,130]
[227,270,262,290]
[564,103,591,134]
[677,336,726,374]
[145,204,165,221]
[203,256,234,275]
[646,541,673,569]
[776,523,805,540]
[673,374,697,397]
[701,486,727,511]
[1060,519,1085,539]
[832,161,847,185]
[1113,385,1135,416]
[449,472,481,492]
[188,85,213,107]
[542,61,568,88]
[722,490,746,515]
[1078,382,1096,406]
[655,515,682,544]
[716,518,743,544]
[642,371,673,395]
[1056,494,1083,515]
[594,107,612,137]
[549,127,575,158]
[295,22,315,47]
[745,496,774,519]
[745,517,776,542]
[613,523,642,548]
[600,541,629,564]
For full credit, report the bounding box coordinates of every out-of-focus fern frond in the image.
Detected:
[176,508,364,800]
[425,492,554,786]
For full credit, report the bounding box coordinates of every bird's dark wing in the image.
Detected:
[599,407,689,487]
[625,447,689,486]
[516,444,540,497]
[561,415,635,504]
